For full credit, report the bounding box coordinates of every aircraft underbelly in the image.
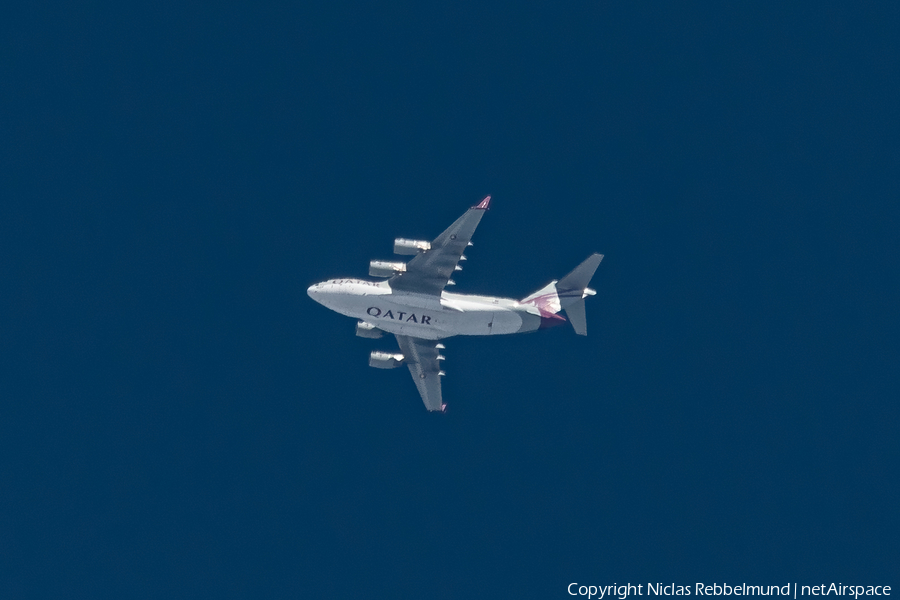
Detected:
[488,309,525,335]
[373,320,445,340]
[333,294,524,339]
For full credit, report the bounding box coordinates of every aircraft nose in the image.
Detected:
[308,282,334,307]
[307,283,322,303]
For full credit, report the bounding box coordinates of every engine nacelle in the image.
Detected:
[369,260,407,278]
[369,351,404,369]
[393,238,431,255]
[356,320,383,339]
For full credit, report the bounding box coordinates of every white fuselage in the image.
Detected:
[307,278,557,340]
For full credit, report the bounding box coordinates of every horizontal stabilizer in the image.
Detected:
[557,253,604,294]
[565,298,588,335]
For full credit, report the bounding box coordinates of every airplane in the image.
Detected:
[307,196,603,412]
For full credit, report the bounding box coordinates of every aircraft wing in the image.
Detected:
[388,196,491,296]
[395,335,446,412]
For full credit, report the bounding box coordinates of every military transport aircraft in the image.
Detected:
[307,196,603,412]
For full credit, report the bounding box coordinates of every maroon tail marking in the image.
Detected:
[538,309,567,330]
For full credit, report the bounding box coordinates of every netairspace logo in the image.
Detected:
[567,584,892,600]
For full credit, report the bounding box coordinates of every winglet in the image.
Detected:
[473,195,491,210]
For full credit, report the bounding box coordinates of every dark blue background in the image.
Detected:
[2,2,898,598]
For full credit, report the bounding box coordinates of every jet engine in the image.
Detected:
[369,260,406,278]
[355,320,383,339]
[393,238,431,255]
[369,351,404,369]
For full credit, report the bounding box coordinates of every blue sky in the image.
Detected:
[1,2,898,598]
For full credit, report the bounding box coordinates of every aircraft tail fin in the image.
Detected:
[521,280,561,313]
[522,253,602,336]
[558,253,602,335]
